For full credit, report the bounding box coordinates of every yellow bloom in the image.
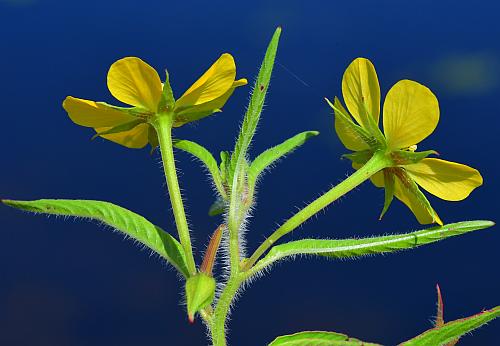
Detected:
[327,58,483,225]
[63,55,247,149]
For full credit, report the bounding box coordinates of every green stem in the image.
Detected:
[227,164,247,275]
[242,151,391,271]
[151,114,196,276]
[211,275,244,346]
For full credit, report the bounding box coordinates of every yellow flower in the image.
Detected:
[63,54,247,149]
[327,58,483,225]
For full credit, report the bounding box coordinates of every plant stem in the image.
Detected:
[151,114,196,276]
[242,151,392,271]
[211,274,244,346]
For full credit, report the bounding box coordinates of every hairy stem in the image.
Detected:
[243,151,392,270]
[210,275,244,346]
[151,114,196,276]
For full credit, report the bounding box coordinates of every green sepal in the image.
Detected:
[391,149,438,165]
[361,100,387,148]
[185,272,216,322]
[158,70,175,112]
[173,109,222,128]
[379,170,395,219]
[326,97,379,149]
[148,126,159,154]
[395,168,441,224]
[91,119,145,140]
[341,150,373,164]
[97,103,152,118]
[208,196,226,216]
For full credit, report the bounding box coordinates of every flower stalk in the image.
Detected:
[151,113,197,276]
[243,150,392,271]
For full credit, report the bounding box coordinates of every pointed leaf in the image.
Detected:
[250,221,494,274]
[2,199,190,277]
[248,131,319,188]
[400,306,500,346]
[230,27,281,182]
[268,331,381,346]
[391,149,438,165]
[173,139,225,197]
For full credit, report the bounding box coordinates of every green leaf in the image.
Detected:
[2,199,190,277]
[229,27,281,183]
[248,131,319,189]
[91,119,145,140]
[251,221,494,273]
[173,139,225,198]
[399,306,500,346]
[268,331,381,346]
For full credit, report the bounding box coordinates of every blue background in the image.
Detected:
[0,0,498,345]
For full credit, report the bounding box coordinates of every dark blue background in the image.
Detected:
[1,0,498,345]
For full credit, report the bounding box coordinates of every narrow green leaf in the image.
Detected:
[251,221,494,274]
[173,139,225,198]
[2,199,190,277]
[91,119,144,140]
[399,306,500,346]
[230,27,281,179]
[268,331,381,346]
[248,131,319,188]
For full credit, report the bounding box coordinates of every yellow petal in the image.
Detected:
[333,98,370,151]
[95,123,150,149]
[107,57,163,111]
[394,176,442,225]
[175,53,237,109]
[341,58,381,127]
[405,158,483,201]
[63,96,135,127]
[174,78,247,127]
[370,170,385,188]
[383,80,439,149]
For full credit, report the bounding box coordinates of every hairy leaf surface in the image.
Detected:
[251,221,494,273]
[399,306,500,346]
[248,131,319,188]
[173,139,225,197]
[3,199,190,277]
[268,331,381,346]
